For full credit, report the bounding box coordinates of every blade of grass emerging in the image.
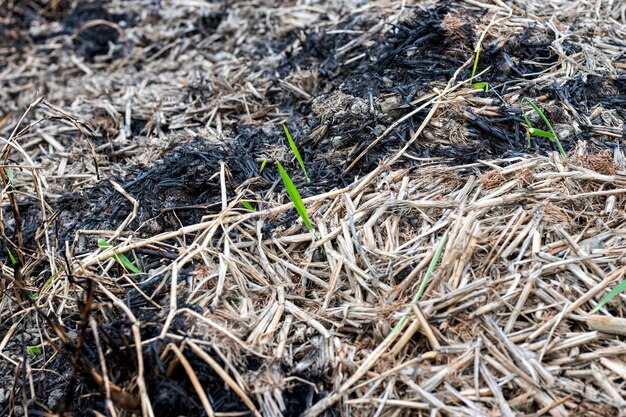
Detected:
[470,46,481,84]
[26,345,42,356]
[259,159,268,174]
[282,124,310,183]
[276,161,314,233]
[590,278,626,314]
[384,231,449,339]
[411,231,448,306]
[528,128,556,139]
[325,231,448,402]
[473,82,489,92]
[7,248,17,265]
[7,168,14,185]
[521,98,566,157]
[98,239,141,274]
[241,200,255,211]
[469,46,489,92]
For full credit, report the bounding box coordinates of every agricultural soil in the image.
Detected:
[1,0,625,416]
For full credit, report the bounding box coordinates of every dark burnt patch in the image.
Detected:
[268,1,485,168]
[35,305,251,416]
[145,343,248,416]
[564,75,626,116]
[61,4,131,60]
[49,128,349,251]
[0,0,72,30]
[283,377,337,417]
[276,1,478,101]
[0,1,132,58]
[53,136,231,247]
[0,0,72,50]
[45,309,338,417]
[370,2,478,96]
[477,26,560,83]
[280,16,377,81]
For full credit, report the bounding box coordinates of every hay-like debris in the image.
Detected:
[1,0,625,416]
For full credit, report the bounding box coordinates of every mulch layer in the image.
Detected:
[1,0,626,416]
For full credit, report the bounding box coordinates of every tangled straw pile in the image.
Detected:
[1,0,625,416]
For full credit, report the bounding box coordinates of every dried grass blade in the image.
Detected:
[303,231,448,417]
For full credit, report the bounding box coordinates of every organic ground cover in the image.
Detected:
[1,0,625,416]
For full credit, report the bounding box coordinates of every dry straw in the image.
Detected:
[1,0,625,416]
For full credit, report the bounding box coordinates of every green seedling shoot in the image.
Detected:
[226,295,240,304]
[282,124,310,183]
[412,231,448,303]
[241,200,255,211]
[7,168,14,185]
[276,161,314,234]
[521,98,566,157]
[7,247,17,265]
[470,45,489,92]
[590,278,626,314]
[97,239,141,274]
[27,345,42,356]
[259,159,268,174]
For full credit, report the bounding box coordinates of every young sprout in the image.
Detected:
[521,98,566,157]
[412,231,448,304]
[259,159,268,174]
[27,345,42,356]
[383,232,448,346]
[276,161,314,234]
[282,124,310,183]
[7,168,14,186]
[470,45,489,92]
[7,247,17,265]
[97,239,141,274]
[226,294,240,304]
[590,278,626,314]
[241,200,255,211]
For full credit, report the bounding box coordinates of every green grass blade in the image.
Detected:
[282,124,310,183]
[276,162,314,233]
[473,82,489,92]
[27,345,42,356]
[521,98,566,157]
[241,200,255,211]
[470,46,481,84]
[7,168,14,186]
[386,231,449,339]
[259,159,268,173]
[7,248,17,265]
[98,239,141,274]
[521,105,533,128]
[528,128,556,139]
[525,99,556,137]
[131,249,141,269]
[590,278,626,314]
[412,231,449,304]
[554,139,566,157]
